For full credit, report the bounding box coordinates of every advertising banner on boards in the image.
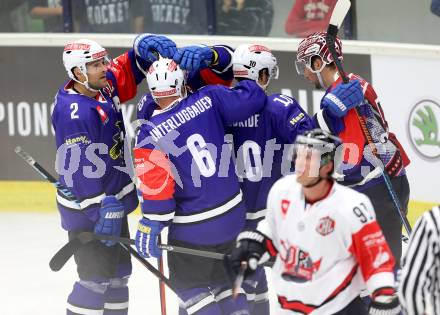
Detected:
[371,55,440,202]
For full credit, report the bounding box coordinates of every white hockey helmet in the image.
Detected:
[146,58,186,101]
[232,44,279,89]
[62,39,110,90]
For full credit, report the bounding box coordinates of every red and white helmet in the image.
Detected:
[62,39,110,90]
[295,32,343,74]
[146,58,186,100]
[232,44,279,89]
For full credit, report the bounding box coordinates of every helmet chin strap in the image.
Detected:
[72,71,100,93]
[257,77,271,90]
[317,72,326,89]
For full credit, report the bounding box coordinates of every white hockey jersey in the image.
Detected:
[257,175,396,315]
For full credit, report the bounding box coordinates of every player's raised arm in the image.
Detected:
[106,34,178,103]
[206,80,266,126]
[175,44,235,90]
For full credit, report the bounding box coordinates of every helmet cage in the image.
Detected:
[293,129,342,170]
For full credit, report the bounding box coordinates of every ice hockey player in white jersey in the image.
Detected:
[228,129,401,315]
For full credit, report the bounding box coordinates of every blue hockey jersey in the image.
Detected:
[134,80,266,245]
[228,93,313,229]
[52,49,143,231]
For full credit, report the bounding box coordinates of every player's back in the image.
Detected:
[229,93,312,228]
[137,80,266,244]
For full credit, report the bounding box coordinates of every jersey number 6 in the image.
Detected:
[187,133,216,177]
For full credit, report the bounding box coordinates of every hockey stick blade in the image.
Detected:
[49,237,82,271]
[326,0,351,83]
[49,232,98,272]
[328,0,351,32]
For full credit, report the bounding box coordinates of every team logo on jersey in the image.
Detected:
[280,240,321,282]
[316,216,335,236]
[289,112,305,126]
[408,99,440,159]
[96,105,109,124]
[281,199,290,216]
[64,133,91,147]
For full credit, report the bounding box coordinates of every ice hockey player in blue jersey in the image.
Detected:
[51,34,178,315]
[133,58,266,315]
[137,43,234,121]
[231,43,314,229]
[227,43,314,314]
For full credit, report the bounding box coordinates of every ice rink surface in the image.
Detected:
[1,212,277,315]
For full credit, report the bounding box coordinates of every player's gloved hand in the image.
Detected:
[135,217,164,258]
[368,294,401,315]
[94,196,125,247]
[226,230,267,279]
[134,33,177,63]
[321,80,364,118]
[173,45,214,71]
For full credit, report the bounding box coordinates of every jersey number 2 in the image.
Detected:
[70,103,79,119]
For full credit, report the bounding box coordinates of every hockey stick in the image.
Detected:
[15,146,78,202]
[121,243,180,296]
[50,232,227,272]
[325,0,412,235]
[51,231,275,272]
[157,234,167,315]
[14,147,181,297]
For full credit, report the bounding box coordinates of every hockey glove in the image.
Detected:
[94,196,125,247]
[134,33,177,63]
[321,80,364,118]
[369,294,401,315]
[226,230,267,279]
[135,218,164,258]
[173,45,214,71]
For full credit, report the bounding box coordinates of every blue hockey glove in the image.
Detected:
[94,196,125,247]
[321,80,364,118]
[173,45,214,71]
[134,33,177,63]
[135,218,164,258]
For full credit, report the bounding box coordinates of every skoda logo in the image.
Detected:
[408,100,440,159]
